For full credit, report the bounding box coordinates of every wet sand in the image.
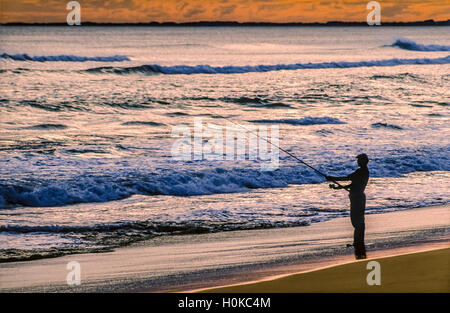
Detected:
[0,204,448,292]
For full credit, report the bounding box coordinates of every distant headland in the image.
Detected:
[1,20,449,27]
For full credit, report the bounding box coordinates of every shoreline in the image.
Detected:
[0,204,448,292]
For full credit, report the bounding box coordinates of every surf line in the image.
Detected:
[199,106,349,191]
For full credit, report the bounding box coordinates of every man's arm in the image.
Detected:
[325,175,350,181]
[326,169,358,182]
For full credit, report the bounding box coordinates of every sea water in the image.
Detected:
[0,26,449,261]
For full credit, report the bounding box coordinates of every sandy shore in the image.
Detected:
[0,204,448,292]
[199,247,450,293]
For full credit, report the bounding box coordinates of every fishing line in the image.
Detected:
[198,106,349,191]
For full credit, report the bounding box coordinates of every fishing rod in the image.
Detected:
[199,107,349,192]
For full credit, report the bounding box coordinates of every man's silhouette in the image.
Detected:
[326,154,369,259]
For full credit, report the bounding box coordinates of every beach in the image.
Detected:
[1,26,450,264]
[1,204,448,292]
[0,26,449,294]
[201,247,450,293]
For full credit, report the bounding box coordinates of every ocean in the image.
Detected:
[0,26,449,262]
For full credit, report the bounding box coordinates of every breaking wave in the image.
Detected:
[391,38,450,52]
[84,55,450,75]
[0,53,130,62]
[0,146,449,209]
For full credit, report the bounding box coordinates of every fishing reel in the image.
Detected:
[329,183,340,190]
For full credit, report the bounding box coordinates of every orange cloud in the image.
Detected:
[0,0,448,23]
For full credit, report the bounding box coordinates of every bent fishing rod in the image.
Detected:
[199,108,350,192]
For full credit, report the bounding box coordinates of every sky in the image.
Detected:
[0,0,449,24]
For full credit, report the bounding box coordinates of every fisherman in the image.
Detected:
[326,154,370,259]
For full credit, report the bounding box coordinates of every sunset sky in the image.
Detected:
[0,0,449,24]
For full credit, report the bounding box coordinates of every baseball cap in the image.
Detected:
[356,153,369,163]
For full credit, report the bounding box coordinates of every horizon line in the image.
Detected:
[1,19,449,26]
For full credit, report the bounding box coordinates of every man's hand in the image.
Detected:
[329,183,351,191]
[329,183,340,189]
